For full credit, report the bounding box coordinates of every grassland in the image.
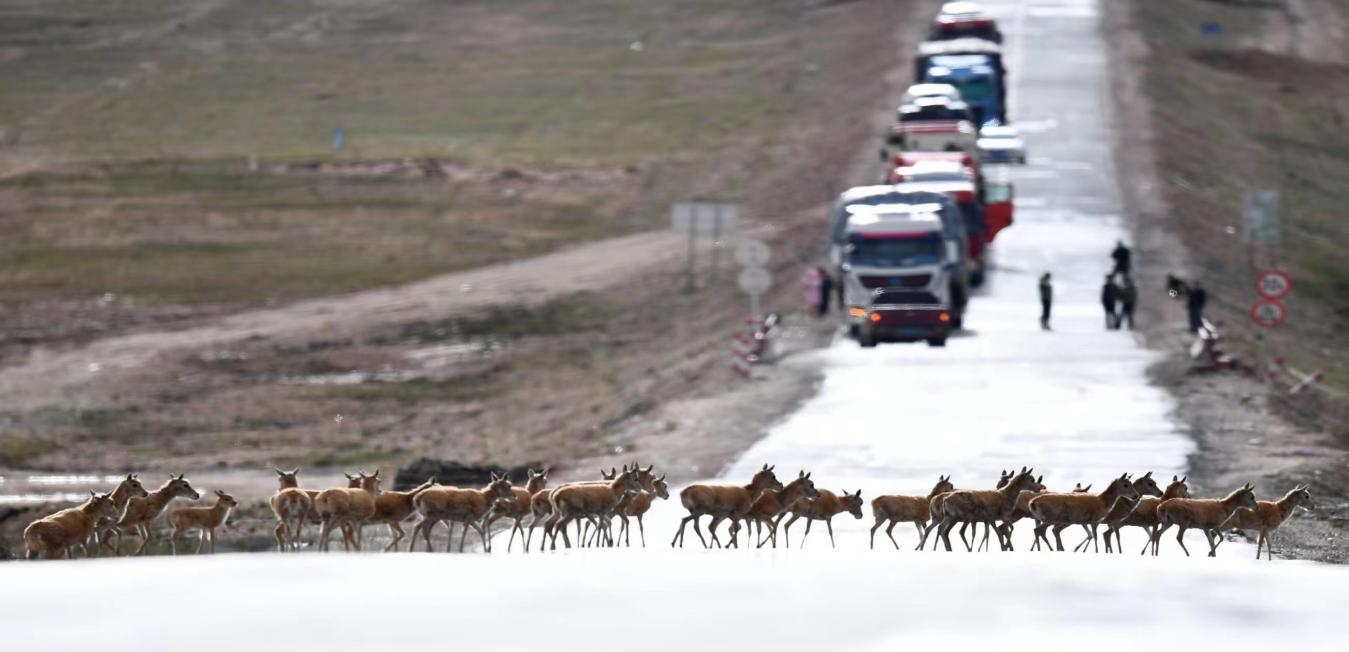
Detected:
[1131,0,1349,411]
[0,0,834,324]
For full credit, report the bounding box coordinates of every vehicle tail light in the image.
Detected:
[939,312,951,323]
[870,312,882,323]
[849,307,867,318]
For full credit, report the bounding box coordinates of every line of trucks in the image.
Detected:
[829,2,1025,348]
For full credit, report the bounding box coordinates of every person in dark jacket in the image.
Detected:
[1038,272,1053,330]
[1111,241,1132,277]
[1187,282,1208,333]
[1101,275,1119,329]
[1118,275,1137,330]
[816,267,833,317]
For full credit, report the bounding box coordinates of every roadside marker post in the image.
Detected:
[735,240,771,321]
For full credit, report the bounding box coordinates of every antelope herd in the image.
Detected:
[20,464,1312,562]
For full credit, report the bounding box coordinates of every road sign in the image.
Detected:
[735,240,770,268]
[1241,191,1280,245]
[737,267,772,295]
[670,202,739,235]
[1250,300,1287,329]
[1255,269,1292,301]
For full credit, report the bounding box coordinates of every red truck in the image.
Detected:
[891,172,1012,287]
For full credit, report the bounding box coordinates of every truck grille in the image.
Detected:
[860,274,932,289]
[873,290,940,306]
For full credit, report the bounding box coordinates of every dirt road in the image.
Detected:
[0,229,690,411]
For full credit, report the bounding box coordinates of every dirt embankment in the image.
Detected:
[1106,0,1349,563]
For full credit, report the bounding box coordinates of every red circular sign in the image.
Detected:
[1250,300,1287,328]
[1255,270,1292,301]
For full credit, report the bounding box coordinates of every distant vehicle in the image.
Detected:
[882,120,978,159]
[828,187,970,328]
[977,125,1027,164]
[931,6,1003,44]
[839,205,959,348]
[887,160,975,185]
[900,82,963,106]
[887,150,979,175]
[897,96,976,125]
[916,38,1007,126]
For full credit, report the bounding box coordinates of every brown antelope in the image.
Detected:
[1069,472,1162,552]
[870,475,954,550]
[314,470,381,552]
[526,468,614,552]
[616,473,672,547]
[409,473,516,552]
[1027,473,1140,552]
[483,469,548,553]
[672,464,783,549]
[547,466,642,549]
[932,467,1039,552]
[270,467,314,552]
[92,473,148,555]
[24,492,120,559]
[167,489,238,555]
[1153,482,1259,557]
[114,474,200,555]
[1096,474,1188,554]
[781,488,863,549]
[369,477,439,552]
[1216,485,1312,560]
[918,469,1013,551]
[1013,480,1088,552]
[735,471,821,548]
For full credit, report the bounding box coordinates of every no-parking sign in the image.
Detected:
[1255,270,1292,301]
[1250,300,1288,329]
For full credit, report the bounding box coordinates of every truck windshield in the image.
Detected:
[847,234,944,267]
[951,77,995,101]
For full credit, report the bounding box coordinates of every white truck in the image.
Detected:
[828,186,971,330]
[834,201,964,347]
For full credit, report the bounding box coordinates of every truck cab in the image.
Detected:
[881,120,978,163]
[923,55,1002,127]
[916,38,1007,126]
[829,187,969,329]
[839,206,958,348]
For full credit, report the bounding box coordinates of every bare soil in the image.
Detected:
[1106,0,1349,563]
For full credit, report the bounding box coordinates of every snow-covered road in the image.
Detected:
[5,0,1347,648]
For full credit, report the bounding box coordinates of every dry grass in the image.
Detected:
[1133,0,1349,412]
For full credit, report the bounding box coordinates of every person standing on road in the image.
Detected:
[816,267,833,317]
[1118,275,1137,330]
[1111,240,1132,278]
[1187,282,1208,333]
[1100,274,1119,330]
[1038,272,1053,330]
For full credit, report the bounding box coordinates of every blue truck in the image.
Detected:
[915,38,1006,126]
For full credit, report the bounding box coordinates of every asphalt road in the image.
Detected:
[5,1,1348,649]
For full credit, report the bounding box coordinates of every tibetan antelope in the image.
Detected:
[1153,483,1258,557]
[114,474,200,555]
[24,492,120,560]
[781,488,864,549]
[167,489,238,554]
[672,464,783,549]
[870,475,954,550]
[1216,485,1312,560]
